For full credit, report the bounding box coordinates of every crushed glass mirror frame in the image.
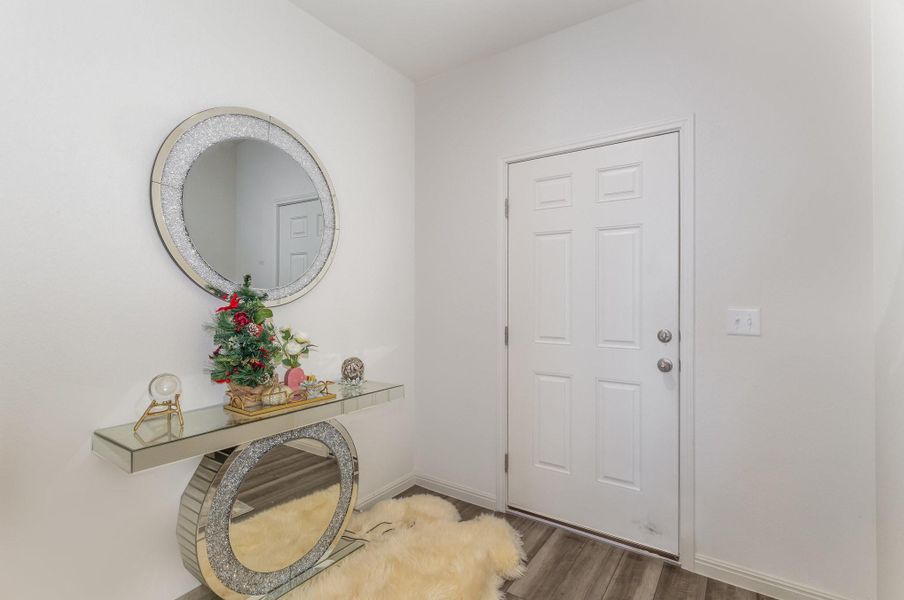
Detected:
[151,107,338,306]
[179,421,359,599]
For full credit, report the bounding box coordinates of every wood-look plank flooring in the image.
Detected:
[179,484,775,600]
[397,486,775,600]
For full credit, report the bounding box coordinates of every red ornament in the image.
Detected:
[233,312,251,331]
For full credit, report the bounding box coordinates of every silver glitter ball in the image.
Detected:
[340,357,365,383]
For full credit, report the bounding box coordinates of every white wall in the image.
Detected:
[873,0,904,598]
[0,1,415,599]
[415,1,875,599]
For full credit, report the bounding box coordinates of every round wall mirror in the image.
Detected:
[151,107,338,306]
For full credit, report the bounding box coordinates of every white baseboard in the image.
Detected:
[354,472,498,512]
[355,473,416,510]
[694,555,853,600]
[413,474,497,510]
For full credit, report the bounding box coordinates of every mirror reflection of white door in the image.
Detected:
[277,196,323,286]
[507,133,680,556]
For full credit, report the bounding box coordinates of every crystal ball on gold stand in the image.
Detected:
[134,373,185,432]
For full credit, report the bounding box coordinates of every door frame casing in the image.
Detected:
[495,116,696,570]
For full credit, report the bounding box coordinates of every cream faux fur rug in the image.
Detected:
[230,485,342,571]
[227,488,525,599]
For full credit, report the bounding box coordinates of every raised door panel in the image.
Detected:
[534,373,572,474]
[596,380,642,491]
[534,232,572,344]
[596,226,642,349]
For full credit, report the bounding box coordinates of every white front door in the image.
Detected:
[277,198,323,286]
[507,133,680,555]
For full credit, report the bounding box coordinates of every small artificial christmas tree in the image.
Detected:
[207,275,283,388]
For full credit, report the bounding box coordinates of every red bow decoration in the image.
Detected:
[216,293,239,313]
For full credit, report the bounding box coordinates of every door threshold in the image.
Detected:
[506,506,679,565]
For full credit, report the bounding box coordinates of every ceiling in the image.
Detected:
[289,0,640,81]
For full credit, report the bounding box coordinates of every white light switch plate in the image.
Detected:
[727,307,761,336]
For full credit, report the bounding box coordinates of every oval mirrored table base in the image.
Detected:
[178,420,359,599]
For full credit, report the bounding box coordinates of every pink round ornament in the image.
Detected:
[284,367,306,390]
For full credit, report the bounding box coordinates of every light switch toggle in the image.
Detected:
[727,308,761,336]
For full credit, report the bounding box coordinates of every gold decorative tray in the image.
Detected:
[224,391,338,417]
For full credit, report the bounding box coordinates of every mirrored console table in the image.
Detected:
[92,381,403,599]
[93,381,402,473]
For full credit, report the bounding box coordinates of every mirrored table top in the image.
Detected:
[93,381,402,473]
